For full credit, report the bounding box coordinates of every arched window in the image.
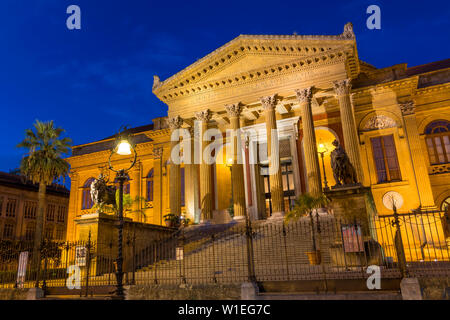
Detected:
[441,196,450,212]
[146,169,154,202]
[81,178,95,210]
[425,120,450,164]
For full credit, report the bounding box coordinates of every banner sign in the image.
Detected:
[75,246,87,266]
[341,224,364,253]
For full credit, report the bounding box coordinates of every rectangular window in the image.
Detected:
[5,199,17,217]
[371,135,401,183]
[44,226,53,240]
[24,201,37,219]
[0,197,3,216]
[3,223,15,239]
[426,135,450,164]
[46,204,55,221]
[25,224,35,241]
[57,206,66,222]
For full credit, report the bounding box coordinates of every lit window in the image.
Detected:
[82,178,95,210]
[371,135,401,183]
[425,120,450,165]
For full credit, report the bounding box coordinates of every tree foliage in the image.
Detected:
[17,120,71,185]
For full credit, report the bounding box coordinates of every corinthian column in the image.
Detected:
[167,116,184,217]
[195,109,213,222]
[225,103,246,220]
[333,79,364,183]
[261,95,285,217]
[399,101,436,209]
[295,87,322,195]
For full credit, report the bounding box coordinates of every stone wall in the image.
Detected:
[0,288,28,300]
[125,284,241,300]
[419,277,450,300]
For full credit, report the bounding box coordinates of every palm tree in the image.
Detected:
[17,120,71,270]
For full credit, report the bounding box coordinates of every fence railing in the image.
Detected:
[0,210,449,291]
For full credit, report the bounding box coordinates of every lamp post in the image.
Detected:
[317,143,329,191]
[108,128,137,300]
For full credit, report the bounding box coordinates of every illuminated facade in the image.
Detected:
[66,23,450,242]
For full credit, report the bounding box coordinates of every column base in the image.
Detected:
[233,215,246,222]
[267,211,285,221]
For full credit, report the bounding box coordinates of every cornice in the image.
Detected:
[153,26,357,94]
[157,47,353,105]
[414,82,450,96]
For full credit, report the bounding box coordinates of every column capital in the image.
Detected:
[195,109,212,122]
[333,79,352,96]
[166,115,184,130]
[260,94,278,110]
[152,147,163,159]
[295,87,314,104]
[225,103,242,117]
[399,101,416,116]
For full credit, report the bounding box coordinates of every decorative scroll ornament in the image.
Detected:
[362,115,397,131]
[399,101,415,116]
[333,79,351,96]
[152,147,163,159]
[194,109,212,122]
[225,103,242,117]
[260,94,277,110]
[295,87,313,104]
[166,115,184,130]
[341,22,355,39]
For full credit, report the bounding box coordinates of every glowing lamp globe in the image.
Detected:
[117,140,132,155]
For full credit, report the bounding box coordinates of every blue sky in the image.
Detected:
[0,0,449,173]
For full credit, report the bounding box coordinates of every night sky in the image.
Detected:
[0,0,449,174]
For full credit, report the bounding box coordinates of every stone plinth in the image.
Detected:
[74,212,176,275]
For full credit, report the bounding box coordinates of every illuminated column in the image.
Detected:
[333,79,364,183]
[261,95,285,217]
[152,147,164,225]
[225,103,246,220]
[167,116,184,217]
[399,101,436,208]
[195,109,213,222]
[66,171,79,241]
[130,162,141,222]
[295,87,322,195]
[185,127,200,223]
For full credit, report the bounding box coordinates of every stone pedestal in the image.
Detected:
[325,184,375,231]
[325,185,380,267]
[400,278,423,300]
[74,212,176,275]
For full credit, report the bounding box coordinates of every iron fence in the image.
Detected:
[0,210,449,292]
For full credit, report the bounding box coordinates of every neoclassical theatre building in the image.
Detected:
[65,23,450,241]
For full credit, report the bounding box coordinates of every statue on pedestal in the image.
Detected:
[330,140,358,187]
[90,174,116,210]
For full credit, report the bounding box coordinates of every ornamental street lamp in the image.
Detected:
[317,143,329,191]
[108,128,137,300]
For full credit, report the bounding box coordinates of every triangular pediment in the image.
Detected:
[153,23,360,102]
